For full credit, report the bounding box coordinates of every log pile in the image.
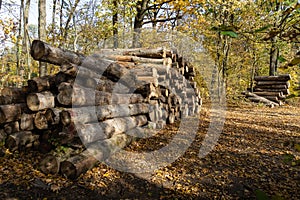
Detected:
[0,40,202,179]
[244,74,291,107]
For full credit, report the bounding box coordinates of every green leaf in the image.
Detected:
[255,25,272,33]
[221,31,238,38]
[255,189,269,200]
[277,56,287,63]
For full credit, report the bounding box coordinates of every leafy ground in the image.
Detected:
[0,102,299,199]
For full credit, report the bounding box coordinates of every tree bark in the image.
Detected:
[75,115,147,144]
[60,132,132,179]
[5,131,39,152]
[60,103,149,125]
[57,82,144,106]
[27,91,55,111]
[0,104,25,124]
[31,40,85,66]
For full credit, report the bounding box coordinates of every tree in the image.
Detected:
[38,0,47,76]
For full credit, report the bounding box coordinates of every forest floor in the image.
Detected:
[0,102,299,200]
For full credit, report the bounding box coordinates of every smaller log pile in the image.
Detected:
[0,40,202,179]
[244,74,291,107]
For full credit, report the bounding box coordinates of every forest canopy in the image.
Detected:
[0,0,299,100]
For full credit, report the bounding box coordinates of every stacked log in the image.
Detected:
[244,74,291,107]
[0,40,201,179]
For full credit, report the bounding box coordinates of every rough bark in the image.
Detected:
[0,104,25,124]
[31,40,85,66]
[27,91,55,111]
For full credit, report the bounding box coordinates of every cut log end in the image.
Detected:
[60,161,77,179]
[30,40,46,60]
[39,155,60,175]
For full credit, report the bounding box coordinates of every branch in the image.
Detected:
[143,16,183,25]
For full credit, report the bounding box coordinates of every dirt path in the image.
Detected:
[0,104,299,199]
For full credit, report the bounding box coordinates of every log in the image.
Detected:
[27,91,55,111]
[34,110,49,130]
[254,88,290,95]
[254,84,287,89]
[57,82,144,106]
[4,121,20,134]
[0,95,25,105]
[20,113,35,130]
[5,131,39,152]
[96,47,167,58]
[252,91,284,98]
[0,104,25,124]
[0,129,7,143]
[60,132,132,179]
[39,147,80,175]
[27,76,56,93]
[77,115,148,144]
[60,103,150,126]
[256,81,290,87]
[30,40,85,66]
[254,74,291,82]
[244,91,279,107]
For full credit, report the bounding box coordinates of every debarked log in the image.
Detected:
[57,82,144,106]
[75,115,148,144]
[60,103,150,126]
[27,91,55,111]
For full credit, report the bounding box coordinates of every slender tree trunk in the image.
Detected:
[38,0,47,77]
[23,0,31,80]
[132,0,149,47]
[113,0,118,48]
[52,0,57,44]
[16,0,24,78]
[269,36,279,76]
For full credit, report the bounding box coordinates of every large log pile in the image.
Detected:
[244,74,291,107]
[0,40,201,179]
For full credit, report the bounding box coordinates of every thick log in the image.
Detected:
[254,88,290,95]
[244,91,279,107]
[0,104,25,124]
[20,113,35,131]
[96,47,166,58]
[61,103,150,126]
[5,131,39,151]
[254,84,287,89]
[34,110,49,130]
[27,91,55,111]
[57,82,144,106]
[30,40,85,66]
[4,121,20,134]
[252,91,284,98]
[0,87,26,104]
[27,76,56,93]
[77,115,148,144]
[60,132,132,179]
[254,74,291,82]
[39,147,79,175]
[256,81,290,87]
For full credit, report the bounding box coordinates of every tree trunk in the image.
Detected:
[38,0,47,76]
